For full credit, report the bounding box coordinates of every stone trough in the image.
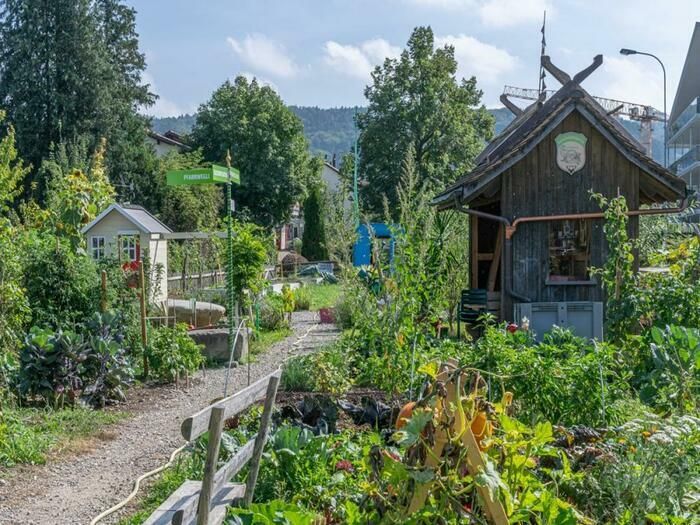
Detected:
[188,327,250,362]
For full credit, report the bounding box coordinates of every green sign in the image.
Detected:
[166,164,240,186]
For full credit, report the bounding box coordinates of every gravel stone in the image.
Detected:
[0,311,338,525]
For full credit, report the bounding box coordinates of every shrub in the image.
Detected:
[576,414,700,524]
[146,324,203,383]
[280,356,315,392]
[258,294,287,331]
[17,311,134,407]
[18,327,85,406]
[462,324,629,427]
[292,287,311,311]
[637,325,699,414]
[80,311,134,407]
[332,294,354,329]
[22,231,99,328]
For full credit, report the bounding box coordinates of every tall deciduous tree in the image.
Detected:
[0,0,154,199]
[357,26,494,217]
[191,77,311,227]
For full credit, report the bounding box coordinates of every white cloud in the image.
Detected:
[240,71,279,92]
[595,55,664,110]
[435,34,518,83]
[227,33,298,78]
[323,39,401,79]
[407,0,550,28]
[141,72,189,118]
[478,0,550,28]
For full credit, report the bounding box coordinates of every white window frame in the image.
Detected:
[90,236,105,260]
[119,235,138,262]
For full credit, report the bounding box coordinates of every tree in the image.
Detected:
[0,0,154,199]
[302,186,328,261]
[357,26,494,217]
[0,111,30,371]
[153,150,223,233]
[191,77,311,227]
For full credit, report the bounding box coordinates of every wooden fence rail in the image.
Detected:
[144,369,281,525]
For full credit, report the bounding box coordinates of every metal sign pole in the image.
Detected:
[225,151,235,369]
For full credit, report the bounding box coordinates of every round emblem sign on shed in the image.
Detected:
[555,132,587,174]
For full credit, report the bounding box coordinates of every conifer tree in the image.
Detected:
[301,186,328,261]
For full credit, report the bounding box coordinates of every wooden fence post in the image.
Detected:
[243,374,280,506]
[139,262,149,378]
[100,270,108,312]
[197,406,226,525]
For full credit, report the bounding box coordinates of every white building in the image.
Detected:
[146,130,191,158]
[81,203,172,303]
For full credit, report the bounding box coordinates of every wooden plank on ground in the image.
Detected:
[181,370,281,441]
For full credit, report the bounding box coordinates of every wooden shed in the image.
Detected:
[81,203,171,304]
[433,56,689,336]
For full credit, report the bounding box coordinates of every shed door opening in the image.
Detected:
[547,219,591,283]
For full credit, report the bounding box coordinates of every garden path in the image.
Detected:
[0,311,339,525]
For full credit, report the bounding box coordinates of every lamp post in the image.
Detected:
[620,48,668,167]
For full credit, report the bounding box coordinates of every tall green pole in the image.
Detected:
[353,118,360,227]
[226,150,235,360]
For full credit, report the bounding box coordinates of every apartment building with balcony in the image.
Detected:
[668,23,700,197]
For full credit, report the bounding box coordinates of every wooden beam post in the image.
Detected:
[243,374,280,506]
[470,216,479,288]
[487,224,504,292]
[197,406,226,525]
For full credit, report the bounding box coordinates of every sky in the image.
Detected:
[129,0,700,118]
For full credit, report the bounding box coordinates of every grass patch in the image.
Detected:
[306,283,341,311]
[0,406,126,467]
[248,327,293,359]
[117,453,203,525]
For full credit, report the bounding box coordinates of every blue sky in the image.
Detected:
[129,0,700,117]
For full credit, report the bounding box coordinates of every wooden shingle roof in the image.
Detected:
[433,71,687,209]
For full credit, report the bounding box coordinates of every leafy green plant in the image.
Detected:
[18,327,85,406]
[292,287,311,311]
[575,414,700,524]
[17,311,134,407]
[280,356,315,392]
[227,500,321,525]
[590,193,639,341]
[22,231,100,328]
[639,325,699,414]
[258,294,288,331]
[80,311,134,407]
[146,324,203,383]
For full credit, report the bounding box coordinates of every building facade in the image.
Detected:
[668,23,700,198]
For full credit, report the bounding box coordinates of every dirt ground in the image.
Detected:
[0,311,339,525]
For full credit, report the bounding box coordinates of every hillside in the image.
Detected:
[152,106,665,164]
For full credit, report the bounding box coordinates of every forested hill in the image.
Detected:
[152,106,664,163]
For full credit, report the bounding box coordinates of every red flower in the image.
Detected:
[507,323,518,333]
[334,460,354,473]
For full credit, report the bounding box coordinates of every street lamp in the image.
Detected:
[620,48,668,167]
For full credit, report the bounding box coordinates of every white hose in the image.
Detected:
[89,443,188,525]
[89,316,322,525]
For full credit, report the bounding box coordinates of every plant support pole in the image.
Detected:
[226,151,235,370]
[139,261,149,378]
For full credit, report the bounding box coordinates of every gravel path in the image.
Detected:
[0,311,339,525]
